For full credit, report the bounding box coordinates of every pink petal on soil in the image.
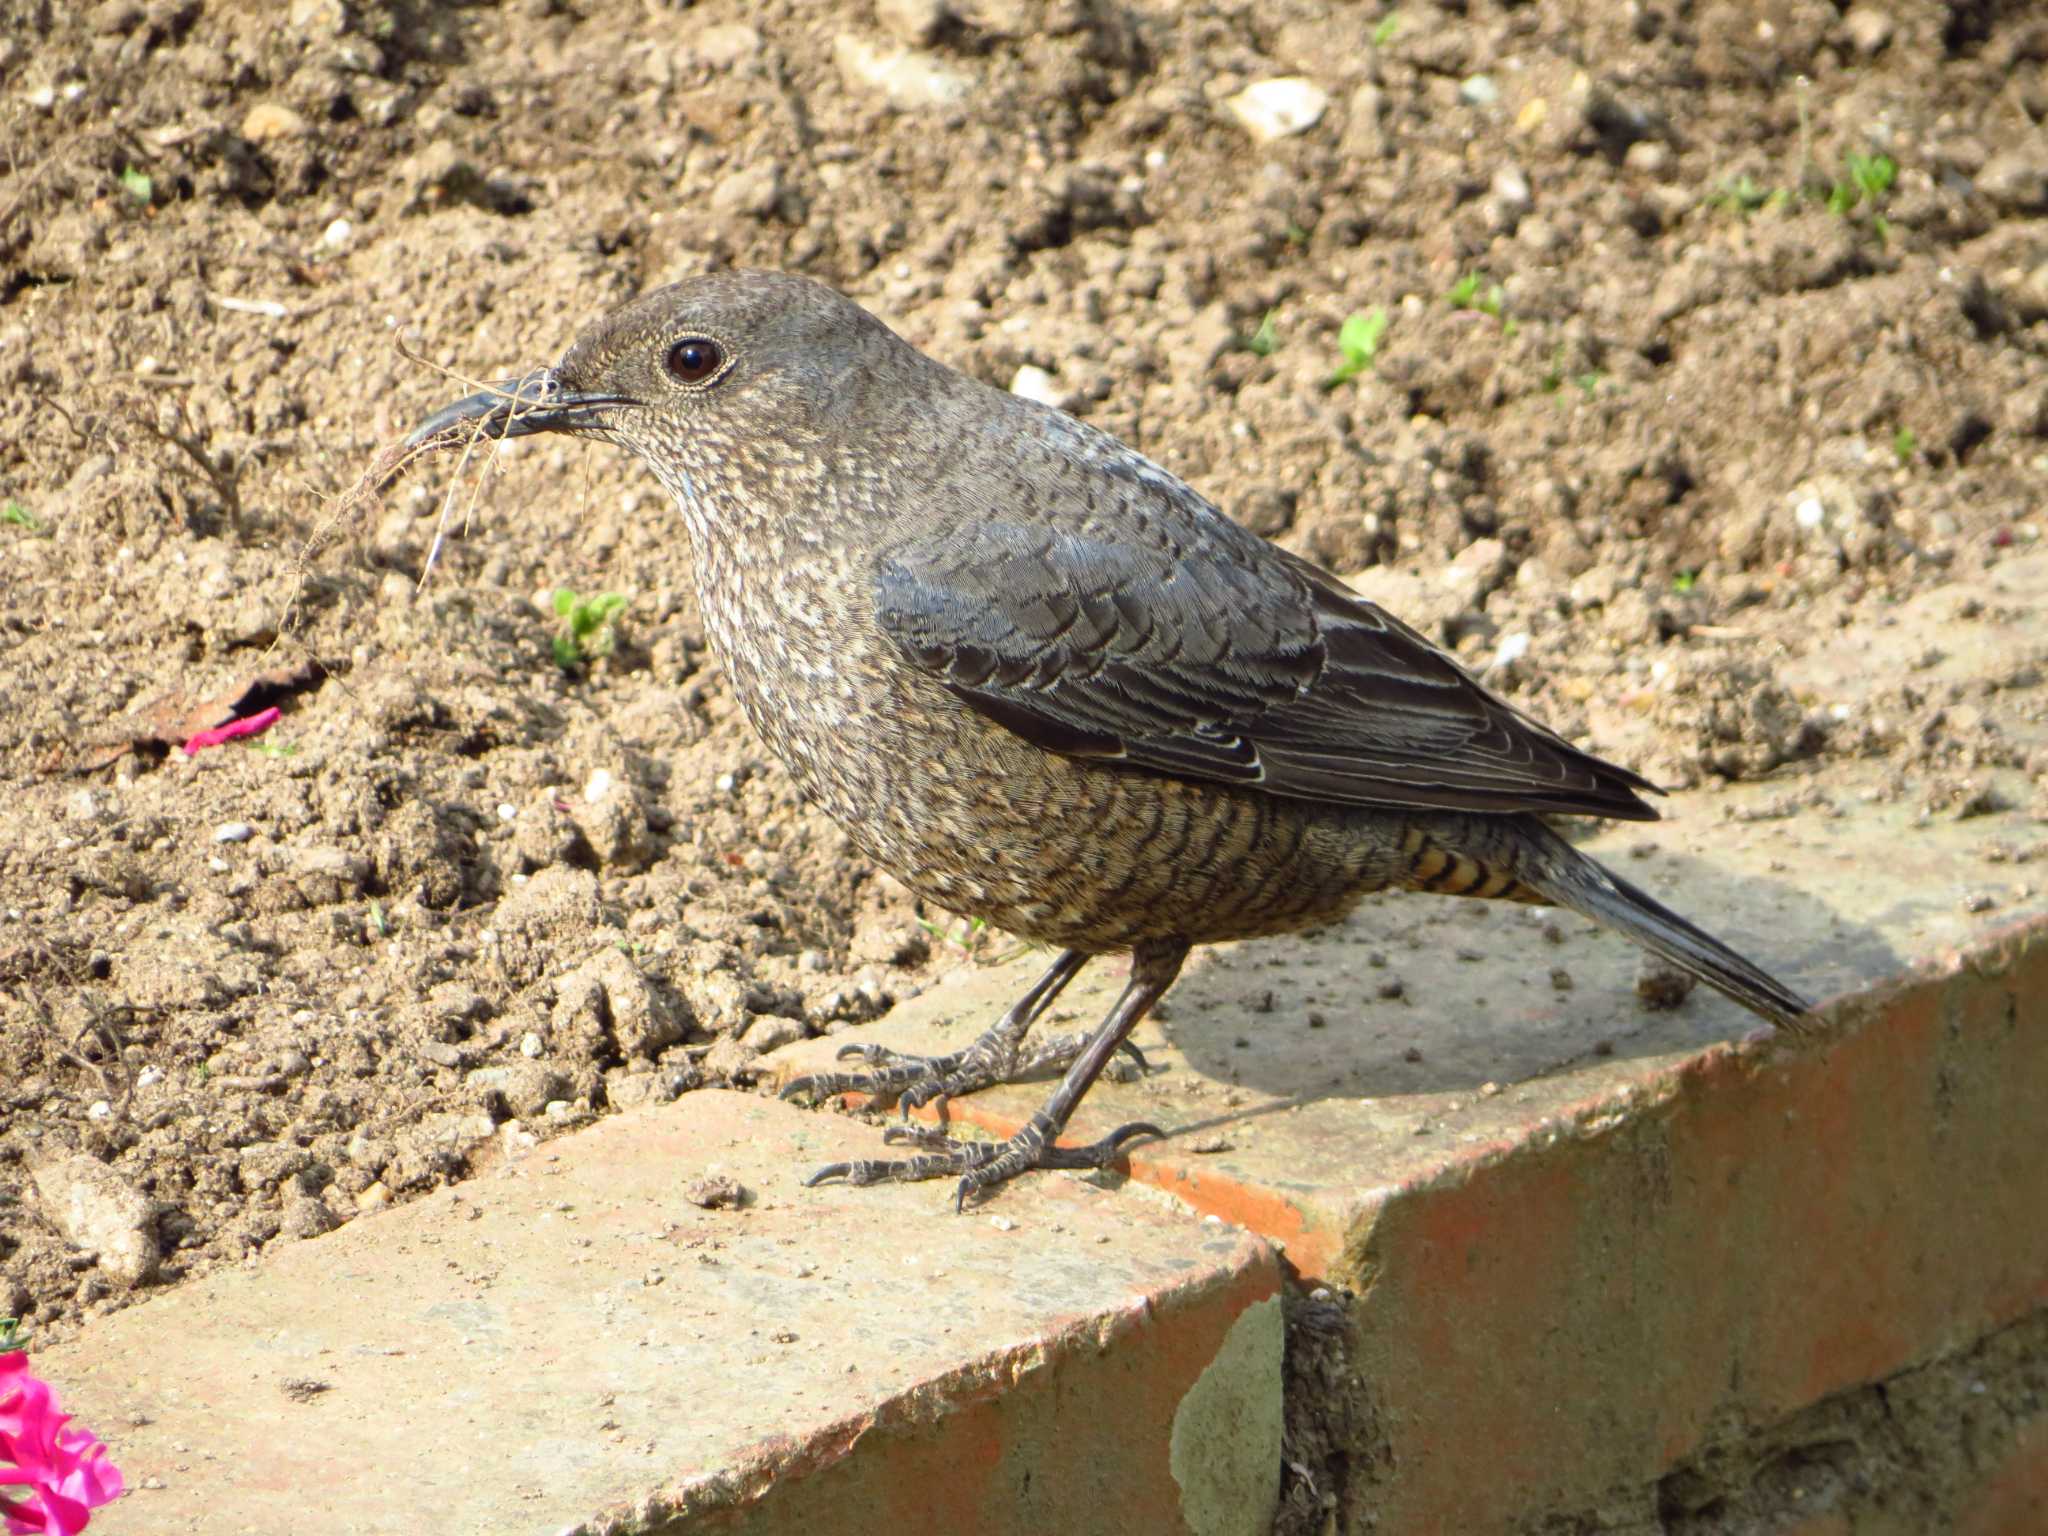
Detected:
[181,706,282,756]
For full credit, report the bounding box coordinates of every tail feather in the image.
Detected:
[1515,823,1813,1031]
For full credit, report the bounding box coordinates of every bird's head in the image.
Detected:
[406,270,922,521]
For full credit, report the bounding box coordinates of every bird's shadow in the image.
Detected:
[1131,844,1901,1106]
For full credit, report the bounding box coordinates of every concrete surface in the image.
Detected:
[763,763,2044,1281]
[40,1091,1280,1536]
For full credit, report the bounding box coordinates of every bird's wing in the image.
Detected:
[874,499,1660,821]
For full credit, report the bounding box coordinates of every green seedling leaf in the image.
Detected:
[1672,569,1698,594]
[1371,12,1400,46]
[1849,152,1896,201]
[1326,308,1389,387]
[1892,427,1917,465]
[1446,272,1483,309]
[118,166,153,204]
[551,588,629,668]
[1707,174,1780,215]
[1244,309,1280,357]
[1,500,42,532]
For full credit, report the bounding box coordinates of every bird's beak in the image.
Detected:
[405,367,630,451]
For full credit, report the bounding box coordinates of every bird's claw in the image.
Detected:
[779,1034,1149,1115]
[801,1117,1163,1209]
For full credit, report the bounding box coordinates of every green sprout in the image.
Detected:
[1892,427,1917,465]
[1,500,42,533]
[1243,309,1281,358]
[1371,12,1400,46]
[1827,152,1897,235]
[0,1316,27,1351]
[1672,569,1698,594]
[1446,272,1503,317]
[1325,308,1389,387]
[550,588,629,670]
[1446,273,1515,336]
[1706,174,1787,216]
[118,166,153,204]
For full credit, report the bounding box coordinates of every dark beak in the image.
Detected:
[405,367,630,451]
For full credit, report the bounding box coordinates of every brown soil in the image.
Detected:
[2,0,2044,1382]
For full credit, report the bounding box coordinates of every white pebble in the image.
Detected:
[1794,496,1826,530]
[213,821,255,843]
[135,1066,164,1089]
[1493,632,1531,668]
[1460,74,1499,106]
[520,1032,544,1058]
[1009,365,1069,409]
[318,217,354,250]
[86,1100,113,1120]
[497,803,516,822]
[989,1215,1016,1232]
[1225,77,1328,143]
[583,767,613,804]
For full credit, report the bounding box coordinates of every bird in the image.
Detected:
[406,269,1812,1206]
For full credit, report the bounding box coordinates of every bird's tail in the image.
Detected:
[1395,815,1813,1031]
[1507,819,1812,1030]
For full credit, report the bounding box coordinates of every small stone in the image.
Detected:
[467,1062,569,1118]
[1978,152,2048,216]
[739,1014,806,1054]
[1634,955,1697,1011]
[1624,141,1671,177]
[875,0,948,47]
[1225,78,1328,143]
[318,217,354,250]
[701,1032,759,1082]
[30,1155,160,1287]
[690,23,762,70]
[280,1196,339,1241]
[682,1174,747,1210]
[355,1181,391,1212]
[1489,165,1533,215]
[710,162,783,219]
[1459,74,1499,107]
[520,1031,544,1058]
[1549,966,1575,992]
[1842,6,1894,55]
[833,33,970,111]
[1009,365,1072,411]
[90,0,143,34]
[240,102,310,142]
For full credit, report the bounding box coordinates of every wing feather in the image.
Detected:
[873,435,1658,821]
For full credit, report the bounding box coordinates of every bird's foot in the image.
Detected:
[802,1114,1163,1209]
[780,1031,1148,1115]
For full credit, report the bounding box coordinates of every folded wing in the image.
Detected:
[874,500,1660,822]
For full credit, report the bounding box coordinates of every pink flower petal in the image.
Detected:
[0,1356,121,1533]
[182,706,282,756]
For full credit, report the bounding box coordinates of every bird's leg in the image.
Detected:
[781,948,1138,1111]
[802,939,1187,1208]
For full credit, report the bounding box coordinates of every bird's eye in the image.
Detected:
[664,338,725,385]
